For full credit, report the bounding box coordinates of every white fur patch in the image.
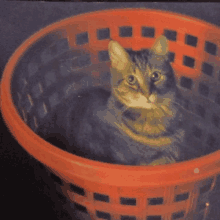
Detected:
[123,93,154,109]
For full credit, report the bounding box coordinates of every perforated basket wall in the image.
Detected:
[1,9,220,220]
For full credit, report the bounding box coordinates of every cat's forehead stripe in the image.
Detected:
[128,50,171,80]
[129,51,149,68]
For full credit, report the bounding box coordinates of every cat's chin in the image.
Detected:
[112,88,156,110]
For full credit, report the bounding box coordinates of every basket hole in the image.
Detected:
[202,62,213,77]
[17,92,22,103]
[168,52,175,62]
[205,41,217,56]
[45,71,57,87]
[97,28,110,40]
[28,62,39,77]
[212,114,220,128]
[195,211,205,220]
[31,83,43,98]
[119,26,132,37]
[164,29,177,41]
[60,60,72,77]
[175,91,183,103]
[39,83,43,93]
[29,117,36,131]
[192,125,202,139]
[20,78,28,90]
[180,76,193,90]
[195,105,206,118]
[148,197,163,205]
[94,193,109,202]
[33,116,38,129]
[77,54,91,67]
[121,216,136,220]
[98,51,110,62]
[80,76,93,87]
[70,183,85,196]
[198,83,209,97]
[56,38,69,53]
[50,44,57,55]
[71,73,87,83]
[96,211,111,220]
[200,179,213,194]
[43,134,68,150]
[50,173,63,185]
[205,134,218,154]
[142,27,155,38]
[146,216,161,220]
[17,78,26,92]
[214,174,220,191]
[218,70,220,81]
[24,96,32,112]
[175,192,189,202]
[215,93,220,105]
[41,45,57,64]
[198,202,207,211]
[172,211,185,219]
[185,34,198,47]
[101,71,111,82]
[64,82,76,95]
[76,32,89,45]
[21,109,27,122]
[75,202,88,213]
[141,48,150,52]
[206,134,216,149]
[183,99,191,110]
[38,103,48,118]
[120,197,136,206]
[183,56,195,68]
[125,48,133,53]
[49,92,60,108]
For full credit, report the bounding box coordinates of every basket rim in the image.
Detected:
[1,8,220,186]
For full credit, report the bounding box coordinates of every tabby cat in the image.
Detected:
[37,35,185,166]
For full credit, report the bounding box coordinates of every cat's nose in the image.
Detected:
[142,86,151,98]
[139,80,151,98]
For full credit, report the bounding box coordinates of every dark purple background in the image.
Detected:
[1,2,220,220]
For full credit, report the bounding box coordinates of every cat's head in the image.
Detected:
[108,36,180,138]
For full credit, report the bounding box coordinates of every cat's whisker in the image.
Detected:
[157,124,166,132]
[160,105,174,117]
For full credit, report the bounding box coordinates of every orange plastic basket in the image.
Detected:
[1,9,220,220]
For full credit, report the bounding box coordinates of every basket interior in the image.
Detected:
[11,10,220,161]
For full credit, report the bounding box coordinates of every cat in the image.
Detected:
[37,35,185,166]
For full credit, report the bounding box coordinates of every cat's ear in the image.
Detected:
[108,41,131,71]
[151,36,169,56]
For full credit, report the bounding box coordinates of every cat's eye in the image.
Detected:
[151,71,161,82]
[127,75,137,85]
